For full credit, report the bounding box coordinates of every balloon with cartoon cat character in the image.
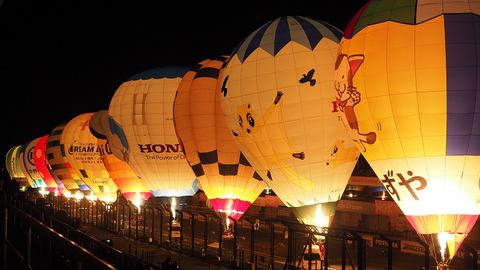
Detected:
[337,0,480,266]
[220,16,359,228]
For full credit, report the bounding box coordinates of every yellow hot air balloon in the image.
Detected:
[5,145,30,189]
[89,110,152,207]
[219,16,359,228]
[62,113,118,202]
[336,0,480,265]
[46,123,86,192]
[19,138,47,189]
[174,57,266,225]
[108,67,198,213]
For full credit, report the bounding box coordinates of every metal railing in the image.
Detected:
[1,198,117,270]
[7,190,480,270]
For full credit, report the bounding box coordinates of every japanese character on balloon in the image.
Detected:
[381,170,427,201]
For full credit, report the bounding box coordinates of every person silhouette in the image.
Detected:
[161,256,172,270]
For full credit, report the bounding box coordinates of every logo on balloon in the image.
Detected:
[27,146,35,166]
[68,142,112,155]
[138,143,185,161]
[138,143,182,153]
[67,142,112,165]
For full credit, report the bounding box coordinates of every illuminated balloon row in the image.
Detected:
[5,2,479,266]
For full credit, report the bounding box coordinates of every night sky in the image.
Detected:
[0,0,369,165]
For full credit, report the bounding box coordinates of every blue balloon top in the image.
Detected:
[231,16,343,63]
[127,66,188,81]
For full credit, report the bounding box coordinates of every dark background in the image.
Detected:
[0,0,369,164]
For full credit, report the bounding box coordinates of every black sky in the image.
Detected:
[0,0,369,162]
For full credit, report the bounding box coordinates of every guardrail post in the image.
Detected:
[159,210,163,245]
[177,210,183,251]
[191,213,195,255]
[2,206,7,270]
[308,235,313,270]
[248,219,255,264]
[218,217,222,260]
[169,211,173,245]
[422,242,430,270]
[128,205,131,238]
[270,223,275,270]
[184,211,194,255]
[95,201,99,226]
[324,235,329,270]
[197,213,207,257]
[469,246,478,270]
[150,207,155,242]
[142,206,146,241]
[75,258,83,270]
[135,206,139,240]
[26,226,32,268]
[231,217,238,266]
[387,239,392,270]
[121,203,125,231]
[357,235,366,270]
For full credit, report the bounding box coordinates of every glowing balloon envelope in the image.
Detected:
[174,57,266,222]
[220,16,359,227]
[5,145,30,189]
[34,135,64,193]
[90,110,152,205]
[19,138,47,188]
[108,67,198,212]
[336,0,480,265]
[46,123,86,192]
[62,113,118,202]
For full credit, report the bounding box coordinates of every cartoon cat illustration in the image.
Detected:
[334,54,376,152]
[231,91,312,189]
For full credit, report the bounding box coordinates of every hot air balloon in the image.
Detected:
[62,113,118,202]
[89,110,152,207]
[46,123,87,193]
[336,0,480,266]
[108,67,198,216]
[5,145,30,189]
[174,57,266,227]
[19,138,47,189]
[219,16,359,228]
[34,135,64,195]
